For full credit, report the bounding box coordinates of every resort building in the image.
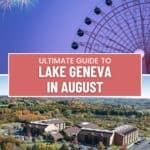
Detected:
[114,125,138,146]
[63,126,80,138]
[49,131,64,142]
[78,128,114,147]
[23,118,66,136]
[77,124,138,147]
[23,118,138,146]
[77,122,100,129]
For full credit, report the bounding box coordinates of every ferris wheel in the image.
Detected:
[71,0,150,74]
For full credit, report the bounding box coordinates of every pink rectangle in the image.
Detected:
[9,54,141,97]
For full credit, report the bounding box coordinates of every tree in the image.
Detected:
[32,144,40,150]
[0,136,24,150]
[32,144,45,150]
[64,110,72,117]
[1,142,16,150]
[97,142,105,150]
[119,145,127,150]
[88,148,94,150]
[19,144,27,150]
[59,143,69,150]
[27,146,32,150]
[70,144,76,150]
[66,121,73,127]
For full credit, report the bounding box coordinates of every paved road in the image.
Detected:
[129,138,150,150]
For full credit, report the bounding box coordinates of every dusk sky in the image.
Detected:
[0,0,103,74]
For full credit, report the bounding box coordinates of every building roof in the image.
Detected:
[30,118,65,126]
[114,125,137,135]
[81,128,113,134]
[64,126,80,136]
[50,131,63,141]
[78,122,99,129]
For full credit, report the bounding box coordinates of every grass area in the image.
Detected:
[111,145,120,150]
[26,142,62,149]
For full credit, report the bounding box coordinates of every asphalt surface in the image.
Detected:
[129,138,150,150]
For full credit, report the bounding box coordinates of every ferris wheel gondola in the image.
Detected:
[71,0,150,74]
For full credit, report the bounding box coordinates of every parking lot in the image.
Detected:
[129,138,150,150]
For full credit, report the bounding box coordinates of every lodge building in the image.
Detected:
[78,128,114,146]
[77,125,138,147]
[114,125,138,146]
[23,118,66,136]
[23,119,138,146]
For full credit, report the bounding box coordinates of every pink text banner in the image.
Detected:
[9,54,141,97]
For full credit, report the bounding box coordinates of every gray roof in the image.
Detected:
[78,122,99,129]
[30,118,65,126]
[114,125,137,135]
[81,128,113,134]
[50,131,63,141]
[64,126,80,136]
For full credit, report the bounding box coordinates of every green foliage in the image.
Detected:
[70,144,76,150]
[65,121,73,126]
[111,145,120,150]
[32,143,57,150]
[1,142,16,150]
[59,143,69,150]
[0,136,25,150]
[0,97,149,137]
[63,110,72,117]
[97,142,105,150]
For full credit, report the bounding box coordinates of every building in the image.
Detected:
[23,118,66,136]
[77,124,138,147]
[23,118,138,146]
[114,125,138,146]
[63,126,80,138]
[78,128,114,147]
[49,131,63,142]
[63,122,98,140]
[77,122,100,129]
